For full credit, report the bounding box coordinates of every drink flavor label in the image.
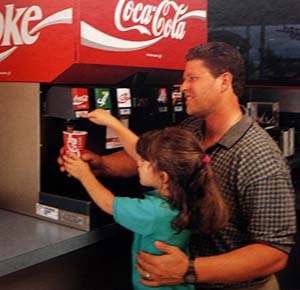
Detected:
[172,90,183,112]
[106,115,129,149]
[117,88,132,108]
[172,91,183,105]
[157,88,168,112]
[157,88,168,105]
[36,203,59,221]
[72,88,90,111]
[95,88,111,109]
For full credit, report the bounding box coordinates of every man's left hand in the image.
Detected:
[136,241,189,286]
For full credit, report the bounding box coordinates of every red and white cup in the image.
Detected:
[63,130,88,156]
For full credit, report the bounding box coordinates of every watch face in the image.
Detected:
[184,273,197,284]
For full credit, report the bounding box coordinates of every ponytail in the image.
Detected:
[171,159,228,234]
[190,165,228,234]
[137,127,228,234]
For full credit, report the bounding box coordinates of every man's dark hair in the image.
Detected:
[186,41,245,98]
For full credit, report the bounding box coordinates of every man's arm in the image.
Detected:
[86,149,138,177]
[136,241,288,286]
[58,148,138,177]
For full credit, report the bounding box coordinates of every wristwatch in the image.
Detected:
[183,259,197,284]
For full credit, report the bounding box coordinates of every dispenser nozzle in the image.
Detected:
[65,119,75,133]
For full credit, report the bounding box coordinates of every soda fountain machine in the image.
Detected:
[0,0,207,230]
[38,73,188,230]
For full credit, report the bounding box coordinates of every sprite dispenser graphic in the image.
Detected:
[94,88,112,110]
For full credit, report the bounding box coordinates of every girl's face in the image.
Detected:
[137,157,163,190]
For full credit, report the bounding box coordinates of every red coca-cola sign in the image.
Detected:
[0,0,207,82]
[0,1,74,82]
[72,88,90,111]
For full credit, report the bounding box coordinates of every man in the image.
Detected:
[59,42,296,289]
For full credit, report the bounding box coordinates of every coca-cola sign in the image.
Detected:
[81,0,206,51]
[0,0,207,82]
[79,0,207,69]
[0,4,72,62]
[0,1,75,82]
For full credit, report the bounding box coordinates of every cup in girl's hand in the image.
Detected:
[63,130,88,157]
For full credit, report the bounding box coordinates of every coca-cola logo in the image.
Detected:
[0,4,72,62]
[67,136,79,153]
[81,0,206,51]
[73,95,89,105]
[0,1,206,64]
[118,92,130,103]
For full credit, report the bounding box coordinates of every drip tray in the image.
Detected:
[37,192,113,231]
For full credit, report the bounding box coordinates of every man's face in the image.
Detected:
[180,59,223,117]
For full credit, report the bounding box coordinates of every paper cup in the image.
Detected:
[63,130,88,156]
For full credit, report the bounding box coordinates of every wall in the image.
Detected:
[0,83,40,216]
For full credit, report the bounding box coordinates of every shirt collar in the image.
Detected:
[217,114,253,149]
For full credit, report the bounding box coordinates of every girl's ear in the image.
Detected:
[160,171,169,184]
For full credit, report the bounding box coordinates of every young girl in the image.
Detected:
[63,109,228,290]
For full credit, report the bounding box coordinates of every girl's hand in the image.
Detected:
[63,151,92,181]
[80,109,117,127]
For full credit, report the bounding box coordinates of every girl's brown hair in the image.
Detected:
[136,127,228,234]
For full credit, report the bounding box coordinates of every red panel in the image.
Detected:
[0,0,75,82]
[0,0,207,82]
[78,0,207,70]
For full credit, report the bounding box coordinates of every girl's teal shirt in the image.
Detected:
[113,190,194,290]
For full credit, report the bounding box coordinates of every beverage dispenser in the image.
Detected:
[0,0,207,231]
[39,82,146,230]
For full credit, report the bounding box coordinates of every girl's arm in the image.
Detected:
[79,170,115,215]
[63,152,115,215]
[81,109,139,161]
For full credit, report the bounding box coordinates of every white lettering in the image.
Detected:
[0,5,72,63]
[139,4,153,25]
[73,95,89,103]
[21,6,42,45]
[2,4,25,46]
[114,0,189,40]
[123,0,134,21]
[0,4,42,46]
[133,3,143,22]
[0,13,3,40]
[82,1,206,52]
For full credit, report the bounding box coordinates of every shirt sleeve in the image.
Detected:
[113,196,159,236]
[240,174,296,253]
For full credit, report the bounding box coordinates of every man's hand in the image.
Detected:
[136,241,189,287]
[57,147,105,176]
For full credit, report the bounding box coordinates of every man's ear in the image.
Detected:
[160,171,169,184]
[219,72,232,92]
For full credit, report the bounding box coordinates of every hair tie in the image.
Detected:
[202,155,211,164]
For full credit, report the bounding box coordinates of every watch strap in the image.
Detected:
[183,259,197,284]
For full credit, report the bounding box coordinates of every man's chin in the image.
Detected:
[185,107,194,116]
[186,109,203,118]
